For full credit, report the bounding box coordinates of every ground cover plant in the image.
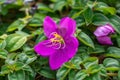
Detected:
[0,0,120,80]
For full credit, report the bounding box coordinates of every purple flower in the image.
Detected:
[94,24,115,45]
[34,16,79,70]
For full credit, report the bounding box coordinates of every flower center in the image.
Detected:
[46,32,65,49]
[50,32,64,43]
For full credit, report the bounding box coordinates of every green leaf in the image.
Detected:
[35,32,46,44]
[25,71,35,80]
[57,66,71,80]
[0,49,8,59]
[28,18,42,27]
[37,3,53,12]
[8,62,24,71]
[103,58,120,71]
[85,73,102,80]
[23,65,35,80]
[72,0,87,9]
[116,35,120,47]
[23,65,33,73]
[99,65,107,77]
[87,65,101,74]
[95,2,116,15]
[38,67,56,79]
[83,57,98,69]
[106,47,120,58]
[68,70,76,80]
[118,70,120,80]
[92,13,109,25]
[28,13,45,27]
[18,53,37,64]
[70,55,82,69]
[54,0,66,11]
[75,16,85,27]
[72,9,86,19]
[75,70,88,80]
[95,2,108,8]
[8,70,25,80]
[78,32,94,48]
[0,64,12,75]
[0,39,6,49]
[83,7,93,25]
[108,15,120,34]
[95,7,116,15]
[7,20,26,32]
[88,45,105,54]
[5,34,27,52]
[0,62,24,75]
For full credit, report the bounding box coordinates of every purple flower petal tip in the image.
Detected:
[34,16,79,70]
[94,24,115,37]
[94,24,115,45]
[96,36,113,45]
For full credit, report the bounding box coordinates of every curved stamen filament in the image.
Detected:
[46,32,65,49]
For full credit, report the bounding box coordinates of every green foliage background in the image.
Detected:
[0,0,120,80]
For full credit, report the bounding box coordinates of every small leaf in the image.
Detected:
[118,70,120,80]
[0,62,24,75]
[29,13,45,27]
[103,58,120,71]
[75,70,88,80]
[18,53,37,64]
[25,71,35,80]
[85,73,102,80]
[3,62,24,72]
[8,70,25,80]
[0,39,6,49]
[88,45,105,54]
[72,9,86,19]
[92,13,109,25]
[68,70,76,80]
[37,3,53,12]
[78,32,94,48]
[108,15,120,34]
[0,65,12,75]
[70,55,82,69]
[116,35,120,47]
[0,49,8,59]
[106,47,120,58]
[35,32,46,44]
[7,20,26,32]
[38,67,56,79]
[87,65,101,74]
[95,7,116,15]
[57,66,71,80]
[5,34,27,52]
[83,7,93,25]
[54,0,66,11]
[23,65,35,80]
[83,57,98,69]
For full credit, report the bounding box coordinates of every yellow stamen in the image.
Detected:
[47,32,65,49]
[50,32,64,43]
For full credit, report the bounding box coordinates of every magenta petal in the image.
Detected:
[96,36,113,45]
[105,24,115,33]
[64,36,79,58]
[59,17,76,37]
[49,50,69,70]
[49,36,79,70]
[94,24,115,37]
[34,40,56,57]
[43,16,57,38]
